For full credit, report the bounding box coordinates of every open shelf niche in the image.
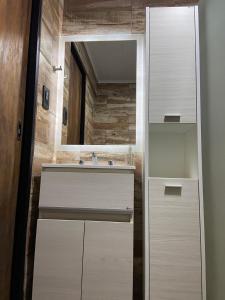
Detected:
[148,124,198,179]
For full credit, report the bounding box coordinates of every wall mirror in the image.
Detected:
[56,35,144,151]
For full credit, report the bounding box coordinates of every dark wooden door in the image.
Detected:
[0,1,31,299]
[67,54,83,144]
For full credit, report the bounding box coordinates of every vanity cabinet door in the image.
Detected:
[32,219,84,300]
[149,7,197,123]
[82,221,133,300]
[149,178,202,300]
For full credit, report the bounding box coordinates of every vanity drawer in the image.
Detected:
[149,178,202,300]
[39,169,134,211]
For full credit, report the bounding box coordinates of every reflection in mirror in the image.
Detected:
[61,41,137,145]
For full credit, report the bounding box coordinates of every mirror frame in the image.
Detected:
[55,34,145,153]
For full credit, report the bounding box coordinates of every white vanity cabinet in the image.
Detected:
[32,165,134,300]
[145,5,206,300]
[149,7,197,123]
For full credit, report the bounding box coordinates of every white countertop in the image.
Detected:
[42,163,136,170]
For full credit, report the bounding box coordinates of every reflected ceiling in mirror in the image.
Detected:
[61,40,137,145]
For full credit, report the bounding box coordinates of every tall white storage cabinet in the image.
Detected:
[145,6,206,300]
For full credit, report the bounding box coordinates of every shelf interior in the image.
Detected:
[148,124,198,179]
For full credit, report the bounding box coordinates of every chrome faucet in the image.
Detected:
[92,152,98,164]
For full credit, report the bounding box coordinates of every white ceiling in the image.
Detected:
[84,41,137,83]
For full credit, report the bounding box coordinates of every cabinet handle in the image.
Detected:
[164,185,182,196]
[164,115,181,123]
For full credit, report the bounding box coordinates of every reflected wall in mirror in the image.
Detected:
[61,41,137,145]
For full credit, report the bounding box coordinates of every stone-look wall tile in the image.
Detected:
[35,104,56,149]
[93,83,136,145]
[42,0,64,36]
[63,11,132,35]
[132,9,146,33]
[31,144,53,179]
[84,78,95,144]
[40,22,54,65]
[56,151,129,165]
[37,53,58,115]
[55,150,81,163]
[63,0,132,35]
[61,125,67,144]
[65,0,132,11]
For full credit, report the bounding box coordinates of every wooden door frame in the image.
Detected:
[10,0,42,299]
[70,43,86,145]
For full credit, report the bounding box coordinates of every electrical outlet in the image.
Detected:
[42,86,50,110]
[63,107,68,126]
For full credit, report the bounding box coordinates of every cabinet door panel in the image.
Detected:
[32,219,84,300]
[149,178,202,300]
[82,221,133,300]
[149,7,196,123]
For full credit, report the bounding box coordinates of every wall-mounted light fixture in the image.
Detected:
[53,65,62,72]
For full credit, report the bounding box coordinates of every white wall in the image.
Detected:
[199,0,225,299]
